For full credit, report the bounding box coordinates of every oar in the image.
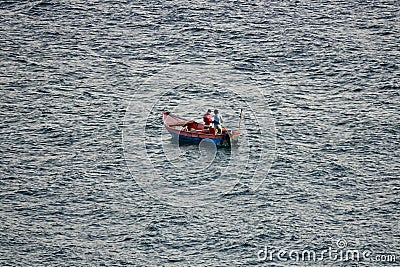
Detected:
[238,108,243,130]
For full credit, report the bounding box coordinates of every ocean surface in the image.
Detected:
[1,0,399,266]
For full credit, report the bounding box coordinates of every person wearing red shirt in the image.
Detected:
[203,109,213,129]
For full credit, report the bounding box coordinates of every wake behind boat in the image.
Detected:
[162,111,240,147]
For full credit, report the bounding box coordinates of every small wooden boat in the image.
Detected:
[162,111,240,147]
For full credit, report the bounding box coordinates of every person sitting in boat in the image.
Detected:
[203,109,213,129]
[213,109,224,134]
[182,120,197,131]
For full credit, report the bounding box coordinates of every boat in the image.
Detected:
[162,111,240,147]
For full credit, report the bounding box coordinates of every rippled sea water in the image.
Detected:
[1,0,399,266]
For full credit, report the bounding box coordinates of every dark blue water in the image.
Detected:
[1,0,399,266]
